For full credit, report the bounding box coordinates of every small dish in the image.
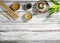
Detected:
[10,2,20,11]
[23,3,32,10]
[34,0,50,13]
[22,12,32,22]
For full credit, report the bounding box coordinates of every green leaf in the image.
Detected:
[48,0,60,16]
[50,0,59,5]
[49,8,55,16]
[56,6,59,12]
[49,5,59,16]
[59,5,60,10]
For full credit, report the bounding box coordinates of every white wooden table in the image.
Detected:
[0,0,60,43]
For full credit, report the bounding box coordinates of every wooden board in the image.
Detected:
[0,0,60,43]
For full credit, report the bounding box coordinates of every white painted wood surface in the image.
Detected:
[0,0,60,43]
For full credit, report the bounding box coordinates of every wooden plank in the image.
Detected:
[0,32,60,41]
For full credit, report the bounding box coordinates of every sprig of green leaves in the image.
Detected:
[49,0,60,16]
[50,0,59,5]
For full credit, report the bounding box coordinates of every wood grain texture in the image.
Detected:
[0,0,60,42]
